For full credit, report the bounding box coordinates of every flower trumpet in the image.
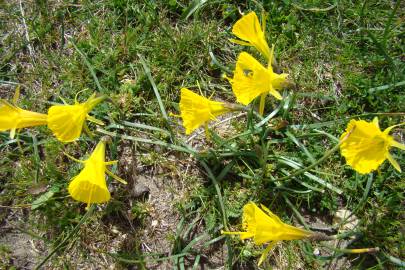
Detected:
[230,11,271,62]
[0,99,47,138]
[222,202,313,266]
[340,117,405,174]
[48,93,106,142]
[67,138,127,208]
[179,88,232,136]
[227,50,288,115]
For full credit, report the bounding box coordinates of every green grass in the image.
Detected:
[1,0,404,269]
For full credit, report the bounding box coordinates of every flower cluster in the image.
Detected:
[0,91,126,208]
[1,9,403,268]
[176,11,404,265]
[178,11,288,136]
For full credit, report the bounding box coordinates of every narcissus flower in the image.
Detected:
[48,93,106,142]
[227,50,288,114]
[340,117,405,174]
[230,11,271,61]
[179,88,231,135]
[222,202,312,266]
[0,100,47,138]
[67,138,126,208]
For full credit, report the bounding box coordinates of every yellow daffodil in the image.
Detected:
[48,93,106,142]
[179,88,231,135]
[340,117,405,174]
[222,202,312,266]
[0,100,47,138]
[227,50,288,114]
[67,138,127,208]
[230,11,271,61]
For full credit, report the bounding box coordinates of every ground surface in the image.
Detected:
[0,1,404,269]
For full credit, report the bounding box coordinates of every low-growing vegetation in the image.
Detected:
[0,1,404,269]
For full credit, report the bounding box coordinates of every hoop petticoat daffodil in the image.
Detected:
[47,93,106,142]
[179,88,233,135]
[0,90,47,138]
[67,138,127,209]
[340,117,405,174]
[222,202,313,266]
[226,49,288,115]
[230,11,271,62]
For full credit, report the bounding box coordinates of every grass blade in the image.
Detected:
[181,0,208,20]
[137,56,168,120]
[70,40,103,93]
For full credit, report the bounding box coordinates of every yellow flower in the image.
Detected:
[68,139,126,208]
[230,11,271,61]
[0,100,47,138]
[222,202,312,266]
[227,50,288,106]
[179,88,231,135]
[340,117,405,174]
[48,93,106,142]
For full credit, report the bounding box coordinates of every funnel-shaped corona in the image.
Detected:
[48,93,105,142]
[228,51,288,106]
[223,202,312,265]
[68,140,111,205]
[179,88,231,134]
[340,118,405,174]
[231,12,271,60]
[0,100,47,138]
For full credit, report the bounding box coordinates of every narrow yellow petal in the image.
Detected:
[372,117,379,129]
[259,93,267,115]
[258,241,277,266]
[64,152,86,164]
[106,168,127,184]
[390,140,405,150]
[386,153,401,172]
[105,160,118,165]
[269,87,283,100]
[10,128,16,139]
[86,115,104,125]
[13,85,20,104]
[229,38,254,47]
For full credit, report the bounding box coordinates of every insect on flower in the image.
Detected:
[0,87,47,138]
[47,92,106,142]
[67,137,127,209]
[179,88,232,137]
[222,202,313,266]
[340,117,405,174]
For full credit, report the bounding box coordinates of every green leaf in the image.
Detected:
[31,186,60,210]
